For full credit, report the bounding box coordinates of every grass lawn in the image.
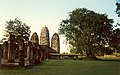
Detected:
[0,59,120,75]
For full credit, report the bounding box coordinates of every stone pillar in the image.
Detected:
[0,45,2,65]
[3,41,8,59]
[15,43,19,59]
[39,45,43,62]
[27,42,34,65]
[40,26,50,47]
[30,32,40,64]
[32,45,36,65]
[45,46,50,60]
[51,33,60,53]
[24,43,28,58]
[35,44,41,64]
[18,39,25,67]
[37,45,41,63]
[39,45,45,61]
[8,34,15,62]
[40,45,50,61]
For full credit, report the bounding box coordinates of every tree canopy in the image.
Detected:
[5,18,31,41]
[59,8,115,59]
[109,27,120,53]
[116,2,120,17]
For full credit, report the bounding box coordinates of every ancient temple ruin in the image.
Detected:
[8,34,16,62]
[0,26,60,67]
[51,33,60,53]
[30,32,39,44]
[40,26,50,47]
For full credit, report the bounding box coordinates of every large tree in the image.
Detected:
[59,8,114,59]
[116,2,120,17]
[4,18,31,41]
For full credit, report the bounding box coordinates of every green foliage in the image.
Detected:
[116,2,120,17]
[5,18,31,41]
[59,8,114,56]
[113,52,120,56]
[109,28,120,52]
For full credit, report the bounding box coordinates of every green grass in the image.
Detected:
[0,59,120,75]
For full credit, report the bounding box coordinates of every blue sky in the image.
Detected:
[0,0,119,53]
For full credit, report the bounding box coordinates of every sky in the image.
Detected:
[0,0,120,53]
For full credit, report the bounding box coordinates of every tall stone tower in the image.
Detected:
[51,33,60,53]
[40,26,50,46]
[30,32,39,44]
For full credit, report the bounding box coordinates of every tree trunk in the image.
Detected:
[83,50,98,60]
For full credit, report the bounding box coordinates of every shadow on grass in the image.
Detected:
[0,62,43,70]
[0,65,25,70]
[78,56,120,62]
[98,58,120,62]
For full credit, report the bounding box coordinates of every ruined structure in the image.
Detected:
[40,26,50,46]
[18,38,25,67]
[8,34,16,62]
[3,41,8,59]
[0,45,2,65]
[0,26,60,68]
[30,32,39,44]
[30,32,41,64]
[51,33,60,53]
